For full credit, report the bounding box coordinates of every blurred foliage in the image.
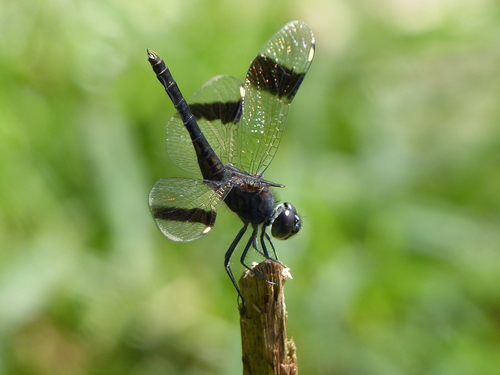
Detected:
[1,0,500,374]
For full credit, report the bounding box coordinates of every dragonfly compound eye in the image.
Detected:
[271,202,301,240]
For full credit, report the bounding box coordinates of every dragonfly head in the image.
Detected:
[271,202,301,240]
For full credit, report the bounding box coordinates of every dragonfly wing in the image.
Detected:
[149,178,232,241]
[235,20,315,175]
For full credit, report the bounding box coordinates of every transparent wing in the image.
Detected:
[166,75,244,174]
[149,178,232,241]
[234,20,315,175]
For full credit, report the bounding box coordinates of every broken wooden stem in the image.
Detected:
[239,260,298,375]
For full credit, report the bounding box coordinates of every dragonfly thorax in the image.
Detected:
[224,174,276,225]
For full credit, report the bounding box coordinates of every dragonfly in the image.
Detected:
[147,20,315,298]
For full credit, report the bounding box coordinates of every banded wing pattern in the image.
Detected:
[235,21,315,175]
[149,178,232,241]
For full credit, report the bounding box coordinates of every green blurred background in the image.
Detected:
[1,0,500,374]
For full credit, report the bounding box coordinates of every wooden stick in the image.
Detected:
[238,260,298,375]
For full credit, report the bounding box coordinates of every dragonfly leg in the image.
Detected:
[240,225,275,285]
[260,229,286,273]
[224,223,248,301]
[262,226,284,263]
[251,233,266,258]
